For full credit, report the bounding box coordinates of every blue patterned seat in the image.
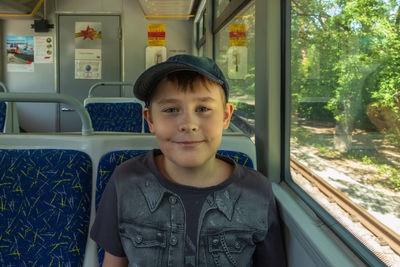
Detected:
[94,149,253,265]
[0,102,6,132]
[0,149,92,266]
[85,102,144,132]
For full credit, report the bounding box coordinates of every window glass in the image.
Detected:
[196,9,206,57]
[290,0,400,263]
[200,44,206,57]
[198,11,205,41]
[214,0,231,19]
[215,1,255,140]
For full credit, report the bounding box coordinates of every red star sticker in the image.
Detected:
[80,26,97,40]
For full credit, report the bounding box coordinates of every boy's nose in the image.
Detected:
[178,113,199,132]
[178,122,199,132]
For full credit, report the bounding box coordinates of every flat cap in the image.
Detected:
[134,54,229,104]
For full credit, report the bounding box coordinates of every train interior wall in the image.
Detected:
[1,0,193,132]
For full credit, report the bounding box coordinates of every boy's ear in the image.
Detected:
[143,108,155,133]
[223,102,234,130]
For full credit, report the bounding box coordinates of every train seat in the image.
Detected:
[94,148,255,264]
[84,97,150,133]
[0,149,92,266]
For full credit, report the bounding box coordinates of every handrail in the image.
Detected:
[0,92,94,136]
[88,82,134,98]
[0,0,43,17]
[0,82,9,92]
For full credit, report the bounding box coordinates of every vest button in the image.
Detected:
[170,235,177,246]
[135,234,143,244]
[156,232,164,241]
[169,196,177,204]
[235,241,241,249]
[212,238,219,246]
[145,181,150,187]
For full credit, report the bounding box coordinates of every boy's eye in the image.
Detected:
[163,107,179,113]
[196,106,210,112]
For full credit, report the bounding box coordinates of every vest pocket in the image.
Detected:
[206,231,258,267]
[119,222,167,266]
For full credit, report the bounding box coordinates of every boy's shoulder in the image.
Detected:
[233,162,273,195]
[234,159,270,181]
[111,151,156,184]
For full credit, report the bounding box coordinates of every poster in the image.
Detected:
[34,36,54,63]
[75,60,102,79]
[6,36,34,72]
[74,22,102,79]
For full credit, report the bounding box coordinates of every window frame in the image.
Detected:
[197,12,206,49]
[213,0,252,34]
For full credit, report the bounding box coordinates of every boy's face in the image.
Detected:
[143,77,234,170]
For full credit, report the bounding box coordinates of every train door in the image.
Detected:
[58,15,121,132]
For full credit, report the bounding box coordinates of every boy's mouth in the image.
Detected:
[174,140,204,147]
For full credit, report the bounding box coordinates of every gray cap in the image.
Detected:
[134,54,229,105]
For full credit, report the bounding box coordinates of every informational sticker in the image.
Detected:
[145,46,167,69]
[229,24,246,47]
[227,46,248,79]
[34,36,54,63]
[148,24,166,46]
[6,36,34,72]
[75,49,101,60]
[74,22,102,79]
[75,22,102,42]
[75,60,102,79]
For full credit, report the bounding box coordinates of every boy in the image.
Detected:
[90,54,286,267]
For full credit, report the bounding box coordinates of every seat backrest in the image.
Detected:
[84,97,147,133]
[0,149,92,266]
[94,149,254,264]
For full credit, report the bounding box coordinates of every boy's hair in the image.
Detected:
[133,54,229,106]
[148,70,226,106]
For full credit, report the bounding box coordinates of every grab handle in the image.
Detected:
[88,82,134,98]
[0,92,94,136]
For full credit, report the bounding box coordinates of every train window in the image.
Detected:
[215,1,255,139]
[289,0,400,264]
[196,10,206,51]
[214,0,230,19]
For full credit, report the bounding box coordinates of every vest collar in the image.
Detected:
[137,176,166,213]
[208,184,241,221]
[138,174,241,221]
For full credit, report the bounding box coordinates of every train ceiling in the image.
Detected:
[136,0,198,17]
[0,0,200,19]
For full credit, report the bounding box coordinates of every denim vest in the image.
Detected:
[114,162,276,267]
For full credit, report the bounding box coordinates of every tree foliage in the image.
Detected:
[291,0,400,138]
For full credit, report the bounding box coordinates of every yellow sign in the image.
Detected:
[148,24,166,46]
[229,24,246,46]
